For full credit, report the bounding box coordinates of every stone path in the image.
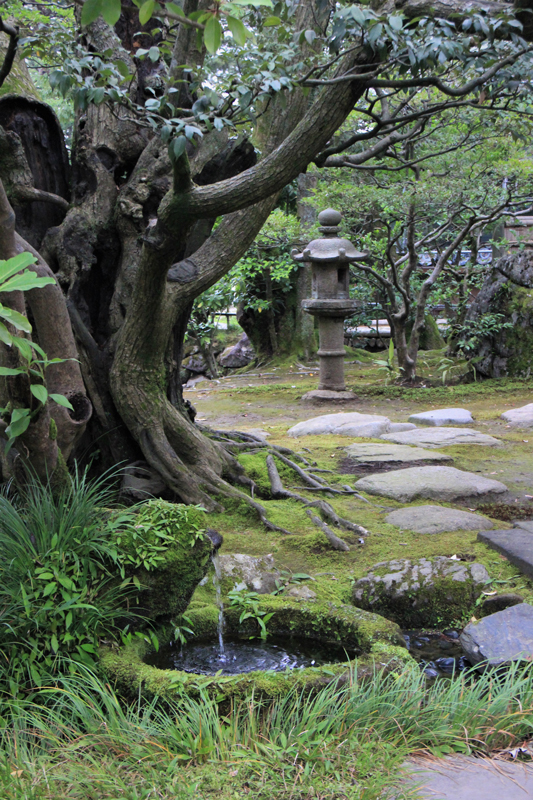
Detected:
[355,466,508,503]
[478,527,533,579]
[381,427,501,448]
[460,603,533,665]
[501,402,533,428]
[288,412,415,438]
[385,505,494,535]
[344,443,452,463]
[408,407,474,426]
[405,756,533,799]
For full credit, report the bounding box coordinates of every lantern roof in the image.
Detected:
[292,208,367,264]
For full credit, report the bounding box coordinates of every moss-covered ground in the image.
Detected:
[186,348,533,629]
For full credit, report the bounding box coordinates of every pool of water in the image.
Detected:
[404,630,471,678]
[144,637,356,675]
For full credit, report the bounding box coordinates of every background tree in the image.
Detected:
[1,0,533,513]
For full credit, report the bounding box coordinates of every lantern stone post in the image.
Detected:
[292,208,366,402]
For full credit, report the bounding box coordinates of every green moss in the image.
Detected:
[101,597,413,702]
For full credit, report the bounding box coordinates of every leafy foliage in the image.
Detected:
[227,587,273,639]
[0,471,135,695]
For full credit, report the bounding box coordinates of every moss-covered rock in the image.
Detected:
[101,596,413,702]
[118,500,215,619]
[352,556,490,628]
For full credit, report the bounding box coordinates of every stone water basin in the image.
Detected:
[101,596,413,700]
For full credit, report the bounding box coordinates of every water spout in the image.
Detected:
[211,553,226,661]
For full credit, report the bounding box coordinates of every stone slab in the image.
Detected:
[409,407,474,426]
[478,528,533,579]
[301,389,357,402]
[355,466,507,503]
[386,505,494,535]
[405,756,533,800]
[501,402,533,428]
[380,427,501,448]
[288,412,391,438]
[460,603,533,665]
[514,520,533,533]
[344,443,452,464]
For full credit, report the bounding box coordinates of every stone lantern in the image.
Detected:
[292,208,366,401]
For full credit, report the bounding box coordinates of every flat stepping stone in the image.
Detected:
[380,427,501,448]
[501,402,533,428]
[515,520,533,533]
[386,505,494,534]
[288,412,416,438]
[405,755,533,800]
[478,528,533,579]
[460,603,533,665]
[409,407,473,426]
[355,466,507,503]
[344,442,451,464]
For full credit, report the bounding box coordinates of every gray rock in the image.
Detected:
[409,408,473,426]
[217,554,280,594]
[352,556,490,627]
[478,529,533,579]
[286,585,317,601]
[388,422,418,432]
[460,603,533,665]
[121,461,167,501]
[288,411,392,438]
[380,427,501,448]
[218,333,255,368]
[301,389,357,403]
[356,466,507,503]
[344,443,452,464]
[184,354,207,374]
[386,505,494,535]
[501,403,533,428]
[515,520,533,533]
[481,593,524,614]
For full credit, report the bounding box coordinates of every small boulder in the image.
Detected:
[218,333,255,368]
[481,593,524,614]
[352,556,490,627]
[217,553,280,594]
[409,408,474,427]
[385,505,494,535]
[344,443,451,464]
[121,461,167,502]
[183,354,207,374]
[286,585,317,601]
[355,466,507,503]
[460,603,533,665]
[501,403,533,428]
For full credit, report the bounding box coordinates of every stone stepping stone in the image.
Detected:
[380,427,501,448]
[288,412,416,438]
[409,407,473,426]
[515,520,533,533]
[501,402,533,428]
[386,505,494,534]
[355,466,507,503]
[478,528,533,579]
[344,442,452,464]
[460,603,533,665]
[405,755,533,800]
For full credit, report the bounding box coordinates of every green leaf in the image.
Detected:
[51,633,59,652]
[388,15,403,31]
[81,0,104,27]
[204,15,222,53]
[0,366,24,376]
[227,15,247,45]
[304,29,316,45]
[49,394,74,410]
[0,322,13,347]
[168,2,185,15]
[43,582,57,597]
[139,0,155,25]
[13,336,33,362]
[0,272,55,293]
[148,45,160,61]
[102,0,122,25]
[264,15,281,26]
[0,253,37,284]
[170,135,187,161]
[0,307,32,333]
[65,611,73,629]
[31,384,48,405]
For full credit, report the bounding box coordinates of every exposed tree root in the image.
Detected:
[266,454,369,551]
